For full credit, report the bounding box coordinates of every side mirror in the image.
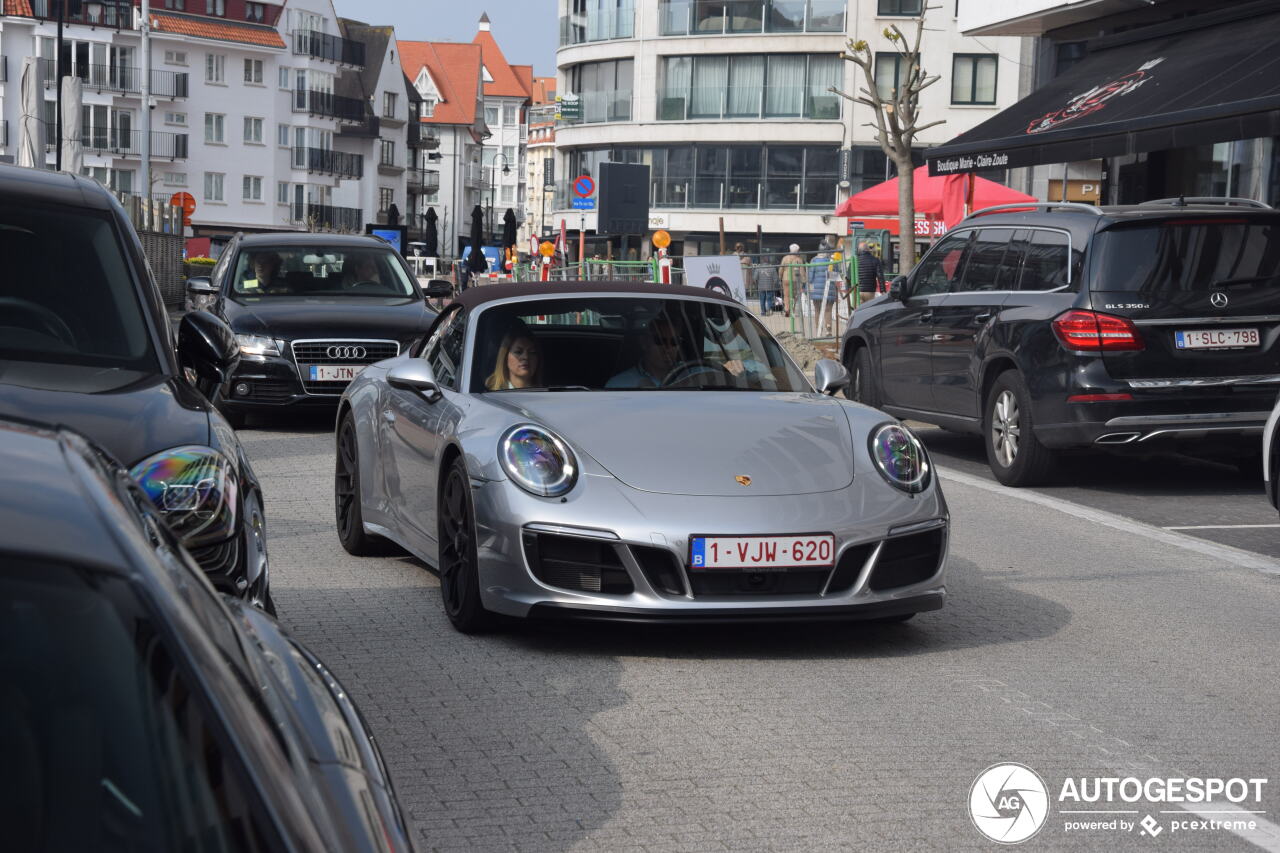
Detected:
[814,358,849,396]
[424,279,453,299]
[887,276,906,301]
[185,276,217,312]
[178,310,238,394]
[387,360,442,403]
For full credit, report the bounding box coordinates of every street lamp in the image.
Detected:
[487,151,511,244]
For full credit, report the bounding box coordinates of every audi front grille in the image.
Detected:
[290,338,400,395]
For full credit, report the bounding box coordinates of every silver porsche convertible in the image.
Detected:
[335,282,949,632]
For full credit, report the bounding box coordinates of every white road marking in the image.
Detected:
[1165,524,1280,530]
[937,466,1280,576]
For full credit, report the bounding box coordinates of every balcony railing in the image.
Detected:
[293,201,363,232]
[293,88,366,123]
[35,60,189,97]
[56,129,189,159]
[291,29,365,68]
[407,171,441,193]
[23,0,133,28]
[294,146,363,179]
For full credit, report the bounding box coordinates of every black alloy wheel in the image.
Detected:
[243,489,275,616]
[984,370,1058,487]
[335,413,393,556]
[845,347,880,408]
[437,457,493,633]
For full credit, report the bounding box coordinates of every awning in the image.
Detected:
[836,165,1036,228]
[927,11,1280,175]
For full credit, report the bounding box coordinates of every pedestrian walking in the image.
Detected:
[808,238,838,337]
[856,240,885,300]
[734,242,755,301]
[755,254,779,315]
[780,243,806,318]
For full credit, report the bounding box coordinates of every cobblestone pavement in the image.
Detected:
[239,416,1280,852]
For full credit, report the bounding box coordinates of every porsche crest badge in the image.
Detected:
[735,475,752,486]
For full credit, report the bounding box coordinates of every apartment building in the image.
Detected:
[552,0,1023,258]
[523,75,556,245]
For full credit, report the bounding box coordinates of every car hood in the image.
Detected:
[494,391,855,496]
[225,296,434,341]
[0,366,210,467]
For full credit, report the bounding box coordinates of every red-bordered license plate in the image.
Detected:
[689,534,835,571]
[1174,328,1259,349]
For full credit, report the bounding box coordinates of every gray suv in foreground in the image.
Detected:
[843,198,1280,486]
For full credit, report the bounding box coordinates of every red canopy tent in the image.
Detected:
[835,165,1036,229]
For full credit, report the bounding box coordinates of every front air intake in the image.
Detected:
[522,532,634,594]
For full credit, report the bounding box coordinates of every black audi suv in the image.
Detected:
[0,417,412,852]
[842,198,1280,486]
[193,233,447,427]
[0,165,271,608]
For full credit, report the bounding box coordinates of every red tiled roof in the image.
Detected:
[4,0,33,16]
[398,40,482,126]
[530,76,556,105]
[150,11,286,48]
[472,29,529,100]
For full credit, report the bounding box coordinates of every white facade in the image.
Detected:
[552,0,1024,249]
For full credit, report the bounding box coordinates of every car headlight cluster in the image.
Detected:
[868,423,931,493]
[500,425,577,497]
[130,446,238,546]
[235,334,284,357]
[187,292,217,312]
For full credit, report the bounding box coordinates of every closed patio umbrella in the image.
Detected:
[423,207,438,257]
[17,57,44,169]
[467,205,488,273]
[60,75,84,176]
[501,208,517,252]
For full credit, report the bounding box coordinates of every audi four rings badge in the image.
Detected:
[1210,292,1229,308]
[327,345,367,359]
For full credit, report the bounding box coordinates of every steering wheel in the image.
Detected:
[0,297,76,347]
[661,359,737,387]
[346,280,385,293]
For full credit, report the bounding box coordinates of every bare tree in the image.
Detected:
[833,4,944,272]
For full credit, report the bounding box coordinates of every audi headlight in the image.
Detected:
[500,425,578,497]
[235,334,282,357]
[130,446,238,546]
[868,423,931,494]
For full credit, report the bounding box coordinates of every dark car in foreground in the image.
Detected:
[0,417,412,852]
[0,164,271,607]
[843,198,1280,486]
[194,233,447,427]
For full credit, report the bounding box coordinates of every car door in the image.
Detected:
[876,230,974,412]
[385,305,467,551]
[930,228,1018,418]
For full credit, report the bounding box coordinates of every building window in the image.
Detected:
[277,123,290,146]
[163,171,187,186]
[561,0,636,44]
[243,58,263,84]
[568,59,634,123]
[502,144,515,166]
[243,116,263,143]
[874,53,903,101]
[205,0,224,15]
[658,0,844,36]
[485,104,499,128]
[951,54,996,105]
[164,0,181,8]
[164,49,186,65]
[277,181,290,204]
[422,97,436,117]
[164,111,187,126]
[204,112,224,143]
[658,54,839,121]
[502,103,517,126]
[500,185,513,204]
[382,91,397,118]
[380,139,395,166]
[278,65,290,88]
[204,171,224,202]
[242,175,262,201]
[378,187,394,212]
[878,0,921,14]
[245,1,264,22]
[205,54,224,84]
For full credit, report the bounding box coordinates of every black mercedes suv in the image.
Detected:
[0,164,272,608]
[842,198,1280,486]
[193,233,448,428]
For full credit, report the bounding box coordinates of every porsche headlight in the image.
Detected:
[235,334,282,357]
[130,446,238,546]
[500,425,578,497]
[868,423,931,493]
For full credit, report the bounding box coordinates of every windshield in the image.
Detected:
[469,296,808,392]
[0,204,156,372]
[1093,219,1280,293]
[230,246,418,299]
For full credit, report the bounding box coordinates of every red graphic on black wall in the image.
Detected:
[1026,57,1164,134]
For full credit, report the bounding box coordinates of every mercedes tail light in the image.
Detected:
[1052,310,1144,352]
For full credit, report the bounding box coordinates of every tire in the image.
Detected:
[437,456,494,633]
[844,346,881,408]
[334,412,395,556]
[984,370,1058,487]
[242,489,273,614]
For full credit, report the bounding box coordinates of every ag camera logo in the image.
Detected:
[969,763,1050,844]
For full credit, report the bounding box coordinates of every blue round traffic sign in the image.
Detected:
[573,175,595,198]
